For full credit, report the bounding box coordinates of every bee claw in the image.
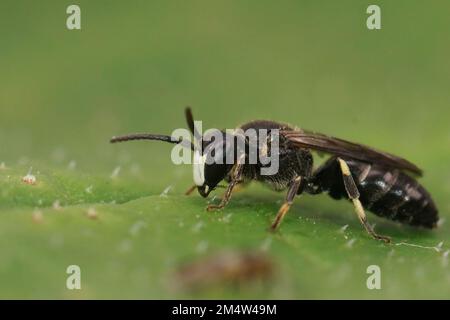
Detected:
[206,205,222,212]
[379,236,391,244]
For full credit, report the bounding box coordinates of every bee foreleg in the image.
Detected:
[270,176,302,231]
[206,157,245,212]
[337,158,391,243]
[185,185,197,196]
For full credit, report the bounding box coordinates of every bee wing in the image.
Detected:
[281,130,423,176]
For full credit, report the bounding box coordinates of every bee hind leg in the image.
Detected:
[336,158,391,243]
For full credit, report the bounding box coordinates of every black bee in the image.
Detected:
[110,108,439,243]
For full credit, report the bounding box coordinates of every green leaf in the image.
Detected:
[0,164,449,299]
[1,0,449,299]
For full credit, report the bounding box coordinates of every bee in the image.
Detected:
[111,108,439,243]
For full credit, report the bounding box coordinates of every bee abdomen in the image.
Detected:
[312,158,439,228]
[351,161,439,228]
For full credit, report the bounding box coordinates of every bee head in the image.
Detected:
[193,130,235,198]
[110,107,241,198]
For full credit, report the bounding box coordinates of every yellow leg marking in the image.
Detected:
[338,158,351,176]
[353,198,366,222]
[270,203,291,231]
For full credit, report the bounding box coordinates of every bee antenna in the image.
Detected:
[185,107,195,135]
[110,133,194,150]
[185,106,202,150]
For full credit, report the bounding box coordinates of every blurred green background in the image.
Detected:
[0,1,449,299]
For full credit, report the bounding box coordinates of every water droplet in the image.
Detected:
[346,238,356,248]
[86,207,98,219]
[160,185,172,197]
[85,185,93,194]
[221,213,232,223]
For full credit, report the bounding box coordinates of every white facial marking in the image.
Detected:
[193,151,206,186]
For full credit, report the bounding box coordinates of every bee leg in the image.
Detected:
[186,182,243,196]
[206,161,244,212]
[184,185,197,196]
[337,158,391,243]
[270,176,302,231]
[231,183,245,194]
